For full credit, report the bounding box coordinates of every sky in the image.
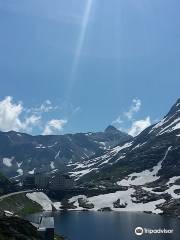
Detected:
[0,0,180,136]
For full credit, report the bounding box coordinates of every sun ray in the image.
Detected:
[66,0,93,100]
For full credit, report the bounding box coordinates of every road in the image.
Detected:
[0,190,34,200]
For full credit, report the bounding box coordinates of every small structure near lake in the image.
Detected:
[38,217,54,240]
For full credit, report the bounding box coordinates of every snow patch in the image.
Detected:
[17,169,23,175]
[55,150,61,159]
[50,161,55,170]
[53,202,61,210]
[112,142,133,154]
[158,118,180,135]
[69,168,94,180]
[35,144,46,149]
[149,117,168,133]
[167,176,180,185]
[165,185,180,199]
[172,122,180,131]
[17,162,23,168]
[3,157,14,167]
[28,168,35,174]
[26,192,52,211]
[117,147,172,186]
[131,142,147,151]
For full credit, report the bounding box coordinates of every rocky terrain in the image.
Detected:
[0,216,42,240]
[0,172,17,196]
[0,215,65,240]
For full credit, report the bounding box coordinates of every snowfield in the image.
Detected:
[68,189,165,214]
[26,192,53,211]
[112,142,133,154]
[68,142,134,181]
[26,192,61,211]
[117,147,172,187]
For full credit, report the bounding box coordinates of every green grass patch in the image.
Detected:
[0,193,42,216]
[54,234,65,240]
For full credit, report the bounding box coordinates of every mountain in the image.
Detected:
[70,99,180,185]
[105,125,121,133]
[0,126,132,178]
[64,99,180,216]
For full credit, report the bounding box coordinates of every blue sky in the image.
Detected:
[0,0,180,136]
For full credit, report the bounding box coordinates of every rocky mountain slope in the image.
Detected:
[0,172,17,195]
[0,126,131,178]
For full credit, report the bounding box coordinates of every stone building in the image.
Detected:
[23,174,35,188]
[34,172,50,189]
[49,173,74,191]
[27,171,74,190]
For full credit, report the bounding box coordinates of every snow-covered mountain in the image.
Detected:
[0,126,131,178]
[64,99,180,216]
[70,98,180,185]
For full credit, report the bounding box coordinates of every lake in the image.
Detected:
[27,211,180,240]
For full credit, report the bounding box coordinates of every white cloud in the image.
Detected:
[112,116,123,125]
[45,99,51,105]
[27,100,58,114]
[128,117,151,137]
[124,98,141,120]
[0,96,23,132]
[112,98,142,127]
[0,96,41,132]
[72,106,81,115]
[0,96,69,135]
[43,119,67,135]
[112,98,143,131]
[22,115,41,132]
[24,115,41,126]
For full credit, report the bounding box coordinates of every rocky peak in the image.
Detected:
[166,98,180,118]
[147,99,180,137]
[105,125,119,133]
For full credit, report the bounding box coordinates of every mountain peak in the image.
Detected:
[105,125,119,133]
[166,98,180,117]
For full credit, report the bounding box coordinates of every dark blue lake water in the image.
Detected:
[27,211,180,240]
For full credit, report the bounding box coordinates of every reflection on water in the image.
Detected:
[27,211,180,240]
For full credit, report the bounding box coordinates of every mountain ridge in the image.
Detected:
[0,126,132,178]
